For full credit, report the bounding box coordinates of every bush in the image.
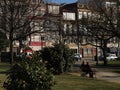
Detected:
[41,43,74,74]
[3,54,55,90]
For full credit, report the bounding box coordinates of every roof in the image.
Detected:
[46,2,60,6]
[62,3,77,12]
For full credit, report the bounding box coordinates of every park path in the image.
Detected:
[70,60,120,84]
[69,71,120,84]
[96,71,120,84]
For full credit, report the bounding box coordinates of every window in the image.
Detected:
[106,2,116,8]
[31,36,35,41]
[88,48,92,54]
[41,36,44,40]
[63,12,75,20]
[83,48,87,55]
[48,5,60,14]
[79,12,83,19]
[32,0,36,2]
[31,35,41,42]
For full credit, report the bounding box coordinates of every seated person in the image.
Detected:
[84,62,92,74]
[80,61,85,71]
[80,62,94,78]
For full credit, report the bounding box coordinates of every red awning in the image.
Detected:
[29,42,45,46]
[25,50,32,53]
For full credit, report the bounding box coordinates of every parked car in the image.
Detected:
[106,54,118,61]
[74,53,82,61]
[99,55,104,61]
[99,53,118,61]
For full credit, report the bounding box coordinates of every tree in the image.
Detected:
[0,0,44,63]
[89,0,120,39]
[92,0,120,65]
[3,54,55,90]
[40,43,74,74]
[86,17,115,65]
[79,0,120,65]
[0,31,9,52]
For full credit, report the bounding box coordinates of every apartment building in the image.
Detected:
[61,0,120,58]
[27,1,46,51]
[43,2,61,47]
[1,0,119,58]
[18,0,120,57]
[62,2,96,58]
[28,2,61,49]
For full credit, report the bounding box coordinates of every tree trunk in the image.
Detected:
[103,41,108,66]
[9,25,14,63]
[18,39,23,54]
[10,40,13,63]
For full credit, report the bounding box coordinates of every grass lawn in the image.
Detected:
[98,60,120,66]
[96,61,120,73]
[108,61,120,73]
[106,60,120,66]
[0,62,120,90]
[0,63,11,72]
[0,74,120,90]
[52,74,120,90]
[0,63,11,90]
[0,74,6,90]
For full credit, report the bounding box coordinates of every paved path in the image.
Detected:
[69,71,120,84]
[71,60,120,84]
[96,71,120,84]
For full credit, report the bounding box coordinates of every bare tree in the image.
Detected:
[82,0,120,65]
[90,0,120,37]
[0,0,44,63]
[86,17,115,65]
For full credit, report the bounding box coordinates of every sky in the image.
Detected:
[48,0,77,4]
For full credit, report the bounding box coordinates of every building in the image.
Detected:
[0,0,119,58]
[62,2,96,58]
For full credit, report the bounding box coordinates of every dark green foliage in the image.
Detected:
[0,31,9,51]
[41,43,74,74]
[3,54,55,90]
[23,46,33,52]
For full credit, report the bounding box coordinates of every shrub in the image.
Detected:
[41,43,74,74]
[3,54,55,90]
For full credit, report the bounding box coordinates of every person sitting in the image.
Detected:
[80,61,85,71]
[80,61,86,76]
[80,62,94,78]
